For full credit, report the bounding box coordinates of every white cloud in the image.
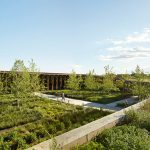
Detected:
[98,55,113,61]
[98,28,150,61]
[107,46,132,52]
[112,28,150,45]
[98,52,149,61]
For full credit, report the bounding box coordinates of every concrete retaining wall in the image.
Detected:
[27,99,149,150]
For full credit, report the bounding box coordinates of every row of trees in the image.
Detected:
[0,59,43,98]
[66,65,150,100]
[0,61,149,101]
[66,66,118,93]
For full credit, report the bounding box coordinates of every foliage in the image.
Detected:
[73,141,105,150]
[51,137,61,150]
[115,79,124,90]
[131,65,150,100]
[0,95,109,149]
[125,109,150,131]
[10,59,44,98]
[98,125,150,150]
[102,65,118,94]
[0,73,3,94]
[10,60,31,98]
[142,100,150,112]
[75,125,150,150]
[66,70,83,90]
[116,102,127,108]
[47,90,124,104]
[28,59,43,92]
[84,70,99,90]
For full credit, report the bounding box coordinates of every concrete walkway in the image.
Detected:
[35,93,138,111]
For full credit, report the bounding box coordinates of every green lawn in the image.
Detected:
[0,94,110,149]
[45,90,129,104]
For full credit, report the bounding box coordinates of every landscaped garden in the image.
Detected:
[0,60,149,150]
[73,101,150,150]
[0,94,110,149]
[45,67,132,104]
[45,66,150,105]
[0,60,112,149]
[46,90,125,104]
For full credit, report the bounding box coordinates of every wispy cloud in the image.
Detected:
[98,28,150,61]
[99,53,149,61]
[112,28,150,45]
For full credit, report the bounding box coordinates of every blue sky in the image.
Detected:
[0,0,150,74]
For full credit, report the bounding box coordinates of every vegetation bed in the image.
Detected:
[0,94,110,149]
[46,90,128,104]
[73,101,150,150]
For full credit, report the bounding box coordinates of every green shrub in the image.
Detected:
[63,118,72,129]
[24,133,37,144]
[0,142,11,150]
[0,94,109,149]
[54,121,65,131]
[47,125,57,134]
[97,125,150,150]
[35,129,47,138]
[117,102,127,108]
[11,137,27,149]
[125,110,150,131]
[74,141,105,150]
[142,101,150,112]
[4,131,18,142]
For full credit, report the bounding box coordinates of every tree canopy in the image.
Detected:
[84,70,98,90]
[66,70,82,90]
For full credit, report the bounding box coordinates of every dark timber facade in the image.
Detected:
[1,71,149,91]
[0,71,100,90]
[39,72,69,90]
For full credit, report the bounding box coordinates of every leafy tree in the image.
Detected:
[28,59,43,92]
[0,73,3,94]
[10,60,31,99]
[66,70,82,90]
[115,79,124,90]
[132,65,149,100]
[84,70,98,90]
[102,65,118,94]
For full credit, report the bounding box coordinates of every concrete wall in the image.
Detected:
[28,99,149,150]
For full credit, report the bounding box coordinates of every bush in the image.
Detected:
[11,137,27,149]
[35,129,47,138]
[4,131,18,142]
[55,121,65,131]
[0,142,11,150]
[47,125,57,134]
[142,101,150,112]
[97,125,150,150]
[117,102,127,108]
[63,118,72,129]
[24,133,37,144]
[74,141,105,150]
[125,110,150,131]
[0,95,109,149]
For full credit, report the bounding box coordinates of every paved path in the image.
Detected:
[34,93,138,111]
